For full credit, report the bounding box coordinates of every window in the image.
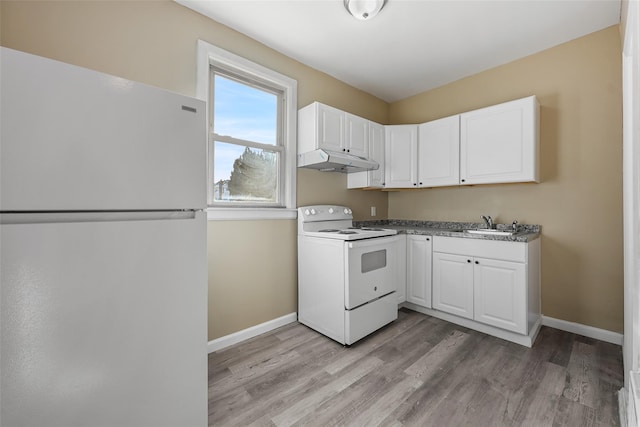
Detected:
[197,41,297,220]
[211,70,283,205]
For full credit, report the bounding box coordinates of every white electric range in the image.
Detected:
[297,205,399,345]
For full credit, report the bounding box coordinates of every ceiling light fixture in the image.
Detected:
[344,0,387,20]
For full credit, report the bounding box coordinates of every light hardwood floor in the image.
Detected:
[208,308,623,426]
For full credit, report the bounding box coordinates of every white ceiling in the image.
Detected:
[177,0,621,103]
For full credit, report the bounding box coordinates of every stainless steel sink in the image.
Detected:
[464,229,517,236]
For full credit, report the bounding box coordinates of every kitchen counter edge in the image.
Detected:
[354,220,541,243]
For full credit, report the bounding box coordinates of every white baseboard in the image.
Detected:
[206,311,621,353]
[619,386,629,427]
[542,315,623,346]
[208,312,297,353]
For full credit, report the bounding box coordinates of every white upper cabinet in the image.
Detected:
[368,122,385,187]
[460,95,539,185]
[344,112,368,158]
[417,115,460,187]
[347,121,385,189]
[385,125,418,188]
[316,103,344,152]
[381,95,539,190]
[298,102,369,158]
[305,96,540,190]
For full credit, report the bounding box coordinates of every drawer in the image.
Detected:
[433,236,526,263]
[345,292,397,345]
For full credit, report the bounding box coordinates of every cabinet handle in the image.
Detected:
[467,259,471,263]
[342,148,346,152]
[413,183,417,186]
[475,261,479,264]
[426,237,430,241]
[347,149,350,152]
[461,179,466,183]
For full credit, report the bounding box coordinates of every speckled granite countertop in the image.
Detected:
[353,219,541,242]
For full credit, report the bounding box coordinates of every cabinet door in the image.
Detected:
[418,115,460,187]
[460,96,539,185]
[432,252,474,319]
[385,125,418,188]
[473,258,526,334]
[406,235,433,308]
[395,235,407,304]
[346,121,385,189]
[369,122,385,188]
[344,112,368,158]
[317,103,344,152]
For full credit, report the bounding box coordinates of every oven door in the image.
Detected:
[344,236,397,309]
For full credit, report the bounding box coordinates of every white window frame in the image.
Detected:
[197,40,297,220]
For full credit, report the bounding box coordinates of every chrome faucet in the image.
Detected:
[481,215,495,229]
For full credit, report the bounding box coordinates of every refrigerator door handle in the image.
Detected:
[0,210,199,225]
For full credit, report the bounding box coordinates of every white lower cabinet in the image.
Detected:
[406,235,432,308]
[473,258,526,334]
[394,235,407,303]
[433,253,526,332]
[432,252,473,319]
[431,236,540,337]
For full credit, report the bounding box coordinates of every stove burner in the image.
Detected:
[338,230,358,234]
[319,229,340,233]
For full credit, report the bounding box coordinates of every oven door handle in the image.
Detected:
[347,235,397,249]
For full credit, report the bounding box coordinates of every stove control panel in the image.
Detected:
[299,205,352,222]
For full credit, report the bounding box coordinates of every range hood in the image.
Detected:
[297,149,379,173]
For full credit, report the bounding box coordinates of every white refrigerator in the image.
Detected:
[0,48,208,426]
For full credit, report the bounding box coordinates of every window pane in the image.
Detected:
[213,74,278,145]
[213,141,279,203]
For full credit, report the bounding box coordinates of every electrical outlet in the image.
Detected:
[370,206,377,217]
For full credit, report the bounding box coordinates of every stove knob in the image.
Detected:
[343,208,349,214]
[310,209,316,215]
[328,208,334,214]
[304,209,310,216]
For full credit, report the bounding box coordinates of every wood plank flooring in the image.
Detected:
[208,308,623,426]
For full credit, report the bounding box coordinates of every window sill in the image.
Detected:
[206,208,297,221]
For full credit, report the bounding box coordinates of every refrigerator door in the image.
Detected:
[0,47,206,211]
[0,211,207,427]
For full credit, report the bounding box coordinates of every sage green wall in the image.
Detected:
[388,26,623,333]
[0,0,389,341]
